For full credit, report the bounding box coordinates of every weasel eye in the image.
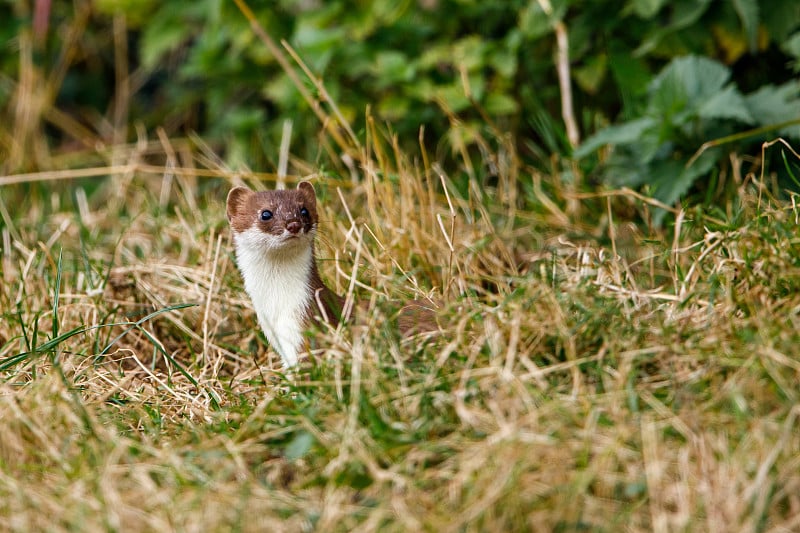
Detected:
[260,210,273,221]
[300,207,310,218]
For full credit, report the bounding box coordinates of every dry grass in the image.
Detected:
[1,123,800,532]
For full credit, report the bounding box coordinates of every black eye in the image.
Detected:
[300,207,309,218]
[260,210,273,221]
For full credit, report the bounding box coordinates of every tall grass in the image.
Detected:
[1,123,800,530]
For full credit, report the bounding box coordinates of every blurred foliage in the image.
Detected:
[1,0,799,214]
[575,55,800,223]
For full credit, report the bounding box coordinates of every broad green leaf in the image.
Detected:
[648,67,688,120]
[574,117,656,158]
[574,54,608,94]
[377,95,410,121]
[635,0,713,56]
[629,0,667,19]
[519,0,569,38]
[608,51,652,109]
[731,0,759,52]
[263,76,299,109]
[292,17,346,72]
[418,42,451,70]
[601,126,667,182]
[489,45,518,78]
[453,36,488,72]
[371,51,415,88]
[431,83,471,113]
[648,148,722,226]
[606,165,648,189]
[648,56,732,120]
[602,150,651,187]
[285,431,316,461]
[141,21,191,70]
[698,85,753,124]
[782,32,800,64]
[651,148,720,208]
[652,56,730,103]
[760,0,800,43]
[519,2,552,39]
[94,0,158,27]
[484,93,519,115]
[293,23,346,51]
[744,82,800,137]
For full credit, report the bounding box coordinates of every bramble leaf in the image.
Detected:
[649,56,732,114]
[732,0,760,52]
[699,85,754,123]
[574,117,656,158]
[745,82,800,137]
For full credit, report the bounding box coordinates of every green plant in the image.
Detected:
[575,55,800,224]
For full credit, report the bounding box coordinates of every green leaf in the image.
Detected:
[731,0,759,52]
[646,55,742,131]
[574,117,656,158]
[489,45,518,78]
[650,56,731,109]
[519,2,552,39]
[745,82,800,137]
[698,85,753,124]
[371,51,415,88]
[651,148,721,208]
[141,20,191,70]
[602,151,651,188]
[634,0,713,56]
[263,76,299,109]
[418,42,451,70]
[574,53,608,94]
[453,36,488,72]
[94,0,158,27]
[760,0,800,43]
[647,148,723,226]
[284,431,316,461]
[519,0,569,38]
[608,51,652,109]
[783,32,800,65]
[292,10,347,72]
[629,0,667,19]
[377,95,410,121]
[484,93,519,115]
[430,82,472,114]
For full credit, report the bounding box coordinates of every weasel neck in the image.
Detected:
[234,235,316,368]
[233,231,343,367]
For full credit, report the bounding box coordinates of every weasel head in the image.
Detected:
[226,182,318,256]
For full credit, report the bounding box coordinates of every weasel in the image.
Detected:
[226,182,343,367]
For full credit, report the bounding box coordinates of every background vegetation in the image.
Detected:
[1,0,800,530]
[3,0,800,211]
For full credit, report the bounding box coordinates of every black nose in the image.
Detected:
[286,220,302,234]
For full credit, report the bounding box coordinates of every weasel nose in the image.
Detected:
[286,220,303,234]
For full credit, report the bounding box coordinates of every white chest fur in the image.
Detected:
[233,227,314,367]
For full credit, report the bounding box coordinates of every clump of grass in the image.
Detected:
[1,121,800,531]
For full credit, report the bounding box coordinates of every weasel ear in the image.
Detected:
[226,187,251,221]
[297,181,316,204]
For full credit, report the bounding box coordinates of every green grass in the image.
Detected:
[1,131,799,531]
